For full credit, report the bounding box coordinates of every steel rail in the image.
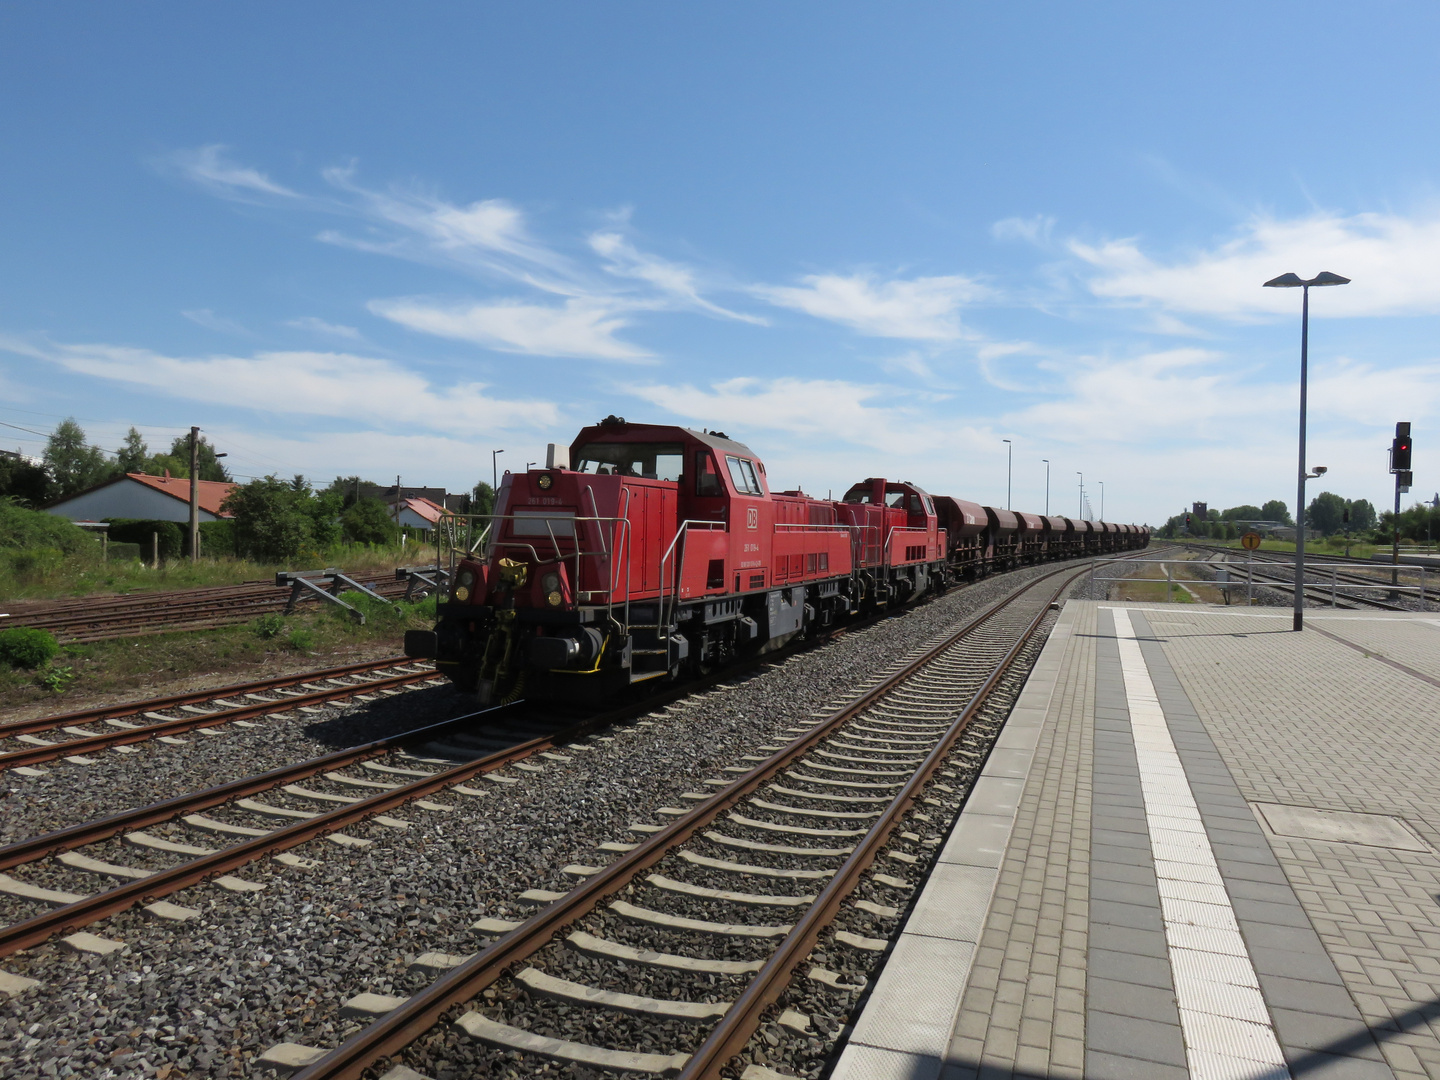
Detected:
[0,655,417,738]
[680,568,1078,1079]
[0,607,881,953]
[1181,545,1410,611]
[0,700,529,875]
[288,561,1089,1080]
[0,668,445,771]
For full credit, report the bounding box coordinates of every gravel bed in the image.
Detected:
[0,680,473,845]
[0,562,1077,1079]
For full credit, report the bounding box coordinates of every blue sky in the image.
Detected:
[4,4,1440,525]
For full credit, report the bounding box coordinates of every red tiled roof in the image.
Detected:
[128,473,238,517]
[399,496,446,525]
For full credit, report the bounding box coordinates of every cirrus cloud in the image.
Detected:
[1073,210,1440,320]
[756,272,988,340]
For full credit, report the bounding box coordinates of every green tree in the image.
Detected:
[342,497,399,544]
[221,476,315,563]
[1221,504,1263,522]
[1260,499,1292,525]
[472,481,496,516]
[0,454,52,508]
[43,419,117,499]
[1345,498,1377,532]
[307,485,344,548]
[116,427,148,473]
[323,475,384,510]
[1306,491,1346,536]
[166,433,232,482]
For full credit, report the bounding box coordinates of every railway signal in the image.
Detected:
[1388,421,1413,592]
[1391,422,1412,473]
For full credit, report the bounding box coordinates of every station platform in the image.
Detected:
[834,602,1440,1080]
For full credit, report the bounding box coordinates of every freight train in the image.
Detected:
[404,417,1148,704]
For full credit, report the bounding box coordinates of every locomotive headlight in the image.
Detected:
[458,569,475,587]
[537,473,553,490]
[547,590,563,606]
[541,570,562,606]
[454,585,470,602]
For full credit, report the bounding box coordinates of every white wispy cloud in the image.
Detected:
[992,214,1056,246]
[4,338,558,435]
[757,272,987,340]
[588,231,766,325]
[168,145,297,199]
[1072,210,1440,320]
[285,316,363,340]
[182,309,249,335]
[369,296,650,362]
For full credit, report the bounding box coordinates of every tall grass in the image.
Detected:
[0,540,438,602]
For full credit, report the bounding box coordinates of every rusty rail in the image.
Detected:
[289,561,1089,1080]
[0,654,416,738]
[0,668,442,771]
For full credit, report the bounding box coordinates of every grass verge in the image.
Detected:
[0,540,441,603]
[0,594,438,718]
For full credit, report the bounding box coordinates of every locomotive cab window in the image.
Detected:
[573,442,684,481]
[725,455,763,495]
[695,451,723,496]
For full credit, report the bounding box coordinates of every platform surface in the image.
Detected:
[835,601,1440,1080]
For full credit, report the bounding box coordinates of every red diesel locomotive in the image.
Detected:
[405,417,1148,704]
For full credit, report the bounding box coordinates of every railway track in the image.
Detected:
[255,560,1092,1080]
[0,570,415,644]
[0,557,1126,1078]
[0,655,441,771]
[1180,543,1428,611]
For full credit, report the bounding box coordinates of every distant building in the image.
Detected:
[45,472,237,523]
[393,496,447,533]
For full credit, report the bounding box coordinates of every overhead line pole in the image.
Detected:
[188,426,200,563]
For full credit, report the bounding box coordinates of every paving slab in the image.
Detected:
[837,601,1440,1080]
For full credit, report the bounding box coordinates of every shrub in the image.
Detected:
[198,520,235,557]
[224,477,316,563]
[342,498,398,545]
[0,499,98,554]
[105,519,185,561]
[287,628,317,652]
[252,613,287,639]
[0,626,61,669]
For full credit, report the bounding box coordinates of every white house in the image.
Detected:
[46,472,237,523]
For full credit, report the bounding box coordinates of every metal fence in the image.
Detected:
[1088,556,1430,609]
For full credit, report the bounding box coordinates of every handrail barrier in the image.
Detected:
[1088,555,1429,608]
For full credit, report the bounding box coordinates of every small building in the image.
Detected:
[45,472,237,523]
[394,496,447,533]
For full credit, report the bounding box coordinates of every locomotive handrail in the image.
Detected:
[657,519,728,640]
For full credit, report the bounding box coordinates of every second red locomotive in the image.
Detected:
[405,417,1147,704]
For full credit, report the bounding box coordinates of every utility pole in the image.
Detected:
[1099,481,1105,521]
[1002,439,1012,511]
[1042,459,1050,516]
[188,426,200,567]
[394,475,402,526]
[1077,472,1084,519]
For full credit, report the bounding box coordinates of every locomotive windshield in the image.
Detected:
[573,442,684,481]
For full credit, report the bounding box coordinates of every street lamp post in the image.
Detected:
[492,448,505,494]
[1042,459,1050,516]
[1002,439,1012,510]
[1263,271,1351,631]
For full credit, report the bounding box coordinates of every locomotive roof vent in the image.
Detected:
[599,414,627,427]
